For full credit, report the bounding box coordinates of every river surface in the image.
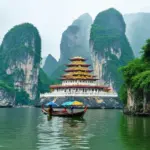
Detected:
[0,108,150,150]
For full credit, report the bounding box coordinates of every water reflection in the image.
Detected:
[47,115,52,121]
[120,115,150,150]
[37,115,89,150]
[1,108,150,150]
[62,118,89,149]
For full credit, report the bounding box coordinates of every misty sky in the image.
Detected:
[0,0,150,60]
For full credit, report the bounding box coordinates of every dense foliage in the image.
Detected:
[0,23,41,68]
[0,80,30,105]
[90,8,134,90]
[0,80,15,93]
[38,68,54,93]
[0,23,41,105]
[15,90,30,105]
[90,8,125,51]
[120,39,150,112]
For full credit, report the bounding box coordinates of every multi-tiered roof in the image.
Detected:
[61,56,97,80]
[50,56,111,92]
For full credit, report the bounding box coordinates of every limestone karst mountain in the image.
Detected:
[43,54,58,77]
[0,23,41,105]
[51,13,93,81]
[59,13,92,65]
[90,8,134,90]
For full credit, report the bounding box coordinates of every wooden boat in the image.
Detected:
[42,107,87,118]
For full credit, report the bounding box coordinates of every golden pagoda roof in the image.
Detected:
[70,56,86,61]
[64,71,93,77]
[72,61,85,65]
[66,67,89,71]
[63,56,96,81]
[67,60,89,66]
[66,64,90,67]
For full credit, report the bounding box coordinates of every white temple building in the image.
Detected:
[40,57,118,98]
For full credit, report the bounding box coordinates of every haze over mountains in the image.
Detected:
[43,12,150,63]
[0,0,150,59]
[43,9,150,91]
[124,13,150,57]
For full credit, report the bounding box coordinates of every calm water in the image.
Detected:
[0,108,150,150]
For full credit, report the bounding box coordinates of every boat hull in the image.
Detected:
[52,111,85,118]
[42,109,86,118]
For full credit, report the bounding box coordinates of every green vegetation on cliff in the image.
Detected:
[120,39,150,112]
[0,23,41,69]
[38,68,54,93]
[15,90,30,105]
[90,8,125,51]
[90,8,134,90]
[0,23,41,104]
[0,80,15,93]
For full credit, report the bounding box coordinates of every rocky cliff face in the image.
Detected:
[59,13,92,65]
[0,88,14,107]
[43,54,58,77]
[0,23,41,101]
[90,8,134,90]
[124,13,150,57]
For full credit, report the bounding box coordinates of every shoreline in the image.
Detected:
[123,111,150,117]
[0,105,122,109]
[0,105,13,108]
[1,106,150,116]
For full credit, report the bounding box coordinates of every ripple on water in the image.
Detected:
[1,109,150,150]
[37,116,90,150]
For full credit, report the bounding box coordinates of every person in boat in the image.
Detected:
[84,105,88,112]
[42,104,53,115]
[71,106,74,114]
[62,107,68,113]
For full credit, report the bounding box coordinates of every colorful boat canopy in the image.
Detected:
[61,101,73,106]
[61,101,84,106]
[46,101,58,106]
[72,101,83,106]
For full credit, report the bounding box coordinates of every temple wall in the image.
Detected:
[62,80,96,86]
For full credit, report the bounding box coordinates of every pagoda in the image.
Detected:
[40,56,118,97]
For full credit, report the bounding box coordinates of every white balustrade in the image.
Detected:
[40,91,118,98]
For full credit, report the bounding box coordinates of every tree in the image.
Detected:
[120,38,150,113]
[38,68,54,93]
[132,71,150,112]
[142,39,150,62]
[121,58,145,86]
[15,90,30,105]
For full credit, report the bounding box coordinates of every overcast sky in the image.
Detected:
[0,0,150,60]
